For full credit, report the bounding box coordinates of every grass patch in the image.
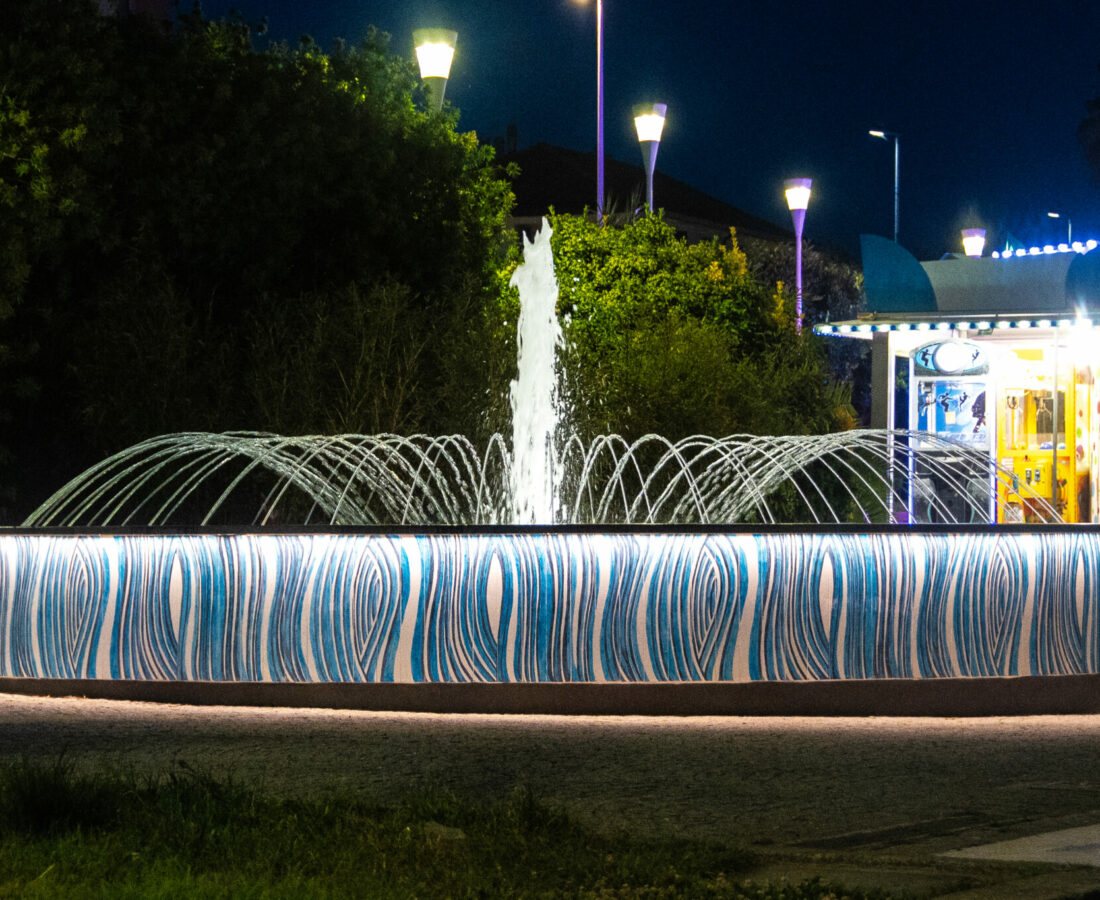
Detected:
[0,758,891,898]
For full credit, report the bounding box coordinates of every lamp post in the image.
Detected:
[413,28,457,113]
[961,228,986,258]
[869,129,900,243]
[1048,211,1072,244]
[633,102,666,213]
[573,0,604,221]
[784,177,812,335]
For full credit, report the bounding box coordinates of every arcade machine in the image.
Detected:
[908,340,991,521]
[995,345,1090,523]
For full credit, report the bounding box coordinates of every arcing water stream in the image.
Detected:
[23,219,1057,528]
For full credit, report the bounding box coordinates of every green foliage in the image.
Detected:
[0,0,516,516]
[0,760,891,899]
[549,212,855,441]
[551,211,770,357]
[741,235,870,423]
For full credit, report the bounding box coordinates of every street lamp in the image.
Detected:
[633,102,666,213]
[961,228,986,258]
[784,177,812,335]
[1048,211,1072,244]
[573,0,604,221]
[413,28,457,113]
[869,129,900,243]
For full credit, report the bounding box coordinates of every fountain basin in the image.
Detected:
[1,526,1096,692]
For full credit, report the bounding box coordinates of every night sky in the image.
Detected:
[198,0,1100,261]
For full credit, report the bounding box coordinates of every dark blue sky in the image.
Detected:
[199,0,1100,261]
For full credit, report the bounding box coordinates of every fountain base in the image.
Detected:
[1,526,1096,711]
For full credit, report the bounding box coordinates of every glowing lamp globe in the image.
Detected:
[633,103,667,142]
[962,228,986,258]
[413,29,457,79]
[784,178,812,211]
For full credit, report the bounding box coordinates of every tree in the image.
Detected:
[548,211,855,441]
[740,235,870,423]
[0,0,517,518]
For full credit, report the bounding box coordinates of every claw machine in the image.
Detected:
[996,339,1091,523]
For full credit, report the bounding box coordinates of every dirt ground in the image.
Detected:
[3,692,1100,898]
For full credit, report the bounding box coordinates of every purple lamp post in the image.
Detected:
[596,0,603,222]
[633,102,667,213]
[784,177,812,334]
[574,0,604,221]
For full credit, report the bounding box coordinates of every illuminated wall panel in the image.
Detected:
[0,531,1095,683]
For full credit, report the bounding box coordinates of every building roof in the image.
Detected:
[860,234,1100,317]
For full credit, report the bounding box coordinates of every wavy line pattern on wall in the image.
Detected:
[0,531,1096,683]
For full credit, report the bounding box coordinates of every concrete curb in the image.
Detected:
[2,674,1098,716]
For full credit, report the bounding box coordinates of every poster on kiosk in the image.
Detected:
[908,340,991,521]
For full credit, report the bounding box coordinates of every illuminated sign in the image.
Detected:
[912,340,988,376]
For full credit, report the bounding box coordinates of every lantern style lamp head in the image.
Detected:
[413,28,457,112]
[633,104,667,143]
[633,102,667,212]
[784,177,812,213]
[961,228,986,258]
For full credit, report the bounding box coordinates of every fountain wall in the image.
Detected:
[1,528,1096,684]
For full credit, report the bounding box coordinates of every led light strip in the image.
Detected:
[816,317,1094,336]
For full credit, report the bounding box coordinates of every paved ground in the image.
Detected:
[3,692,1100,897]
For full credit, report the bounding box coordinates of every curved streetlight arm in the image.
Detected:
[1048,211,1072,244]
[869,130,900,243]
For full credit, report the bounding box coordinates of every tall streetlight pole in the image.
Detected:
[596,0,604,221]
[784,177,812,335]
[413,29,457,113]
[1048,211,1072,244]
[574,0,604,221]
[869,130,900,243]
[633,102,666,213]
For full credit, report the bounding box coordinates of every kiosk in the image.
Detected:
[817,235,1100,523]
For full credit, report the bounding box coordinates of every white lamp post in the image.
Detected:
[1048,211,1072,244]
[962,228,986,258]
[869,129,900,243]
[413,28,457,113]
[633,102,666,213]
[784,177,812,335]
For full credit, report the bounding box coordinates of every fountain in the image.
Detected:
[508,221,564,525]
[1,219,1095,712]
